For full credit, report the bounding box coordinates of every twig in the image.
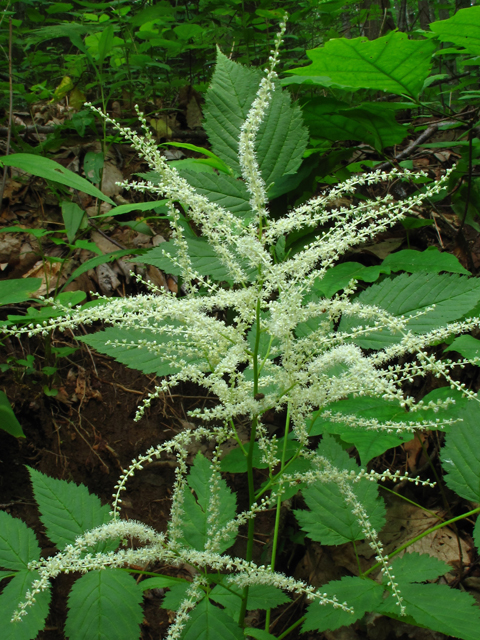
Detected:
[374,123,439,171]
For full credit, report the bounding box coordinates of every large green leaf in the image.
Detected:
[65,569,143,640]
[27,467,114,551]
[180,598,244,640]
[387,552,449,584]
[302,577,383,633]
[0,279,42,305]
[308,397,412,465]
[180,169,252,218]
[377,583,480,640]
[382,247,470,275]
[80,323,207,378]
[430,7,480,56]
[0,391,25,438]
[441,400,480,502]
[203,51,308,185]
[209,583,289,619]
[445,335,480,363]
[0,571,51,640]
[287,32,435,98]
[0,512,40,571]
[302,99,407,150]
[314,263,383,298]
[294,435,385,545]
[136,237,255,282]
[340,272,480,349]
[180,453,237,553]
[0,155,114,205]
[161,582,192,611]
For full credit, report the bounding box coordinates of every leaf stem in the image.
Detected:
[363,505,480,577]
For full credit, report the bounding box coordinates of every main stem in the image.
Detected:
[238,296,262,627]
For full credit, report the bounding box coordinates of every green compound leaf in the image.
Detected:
[181,170,252,219]
[210,583,290,619]
[340,272,480,349]
[302,99,407,151]
[287,32,435,98]
[430,6,480,56]
[27,467,115,551]
[294,435,385,545]
[0,154,114,205]
[445,335,480,363]
[387,552,450,584]
[244,629,277,640]
[0,391,25,438]
[80,322,207,377]
[65,569,143,640]
[0,512,41,571]
[204,51,308,186]
[441,400,480,502]
[308,396,412,465]
[0,571,51,640]
[377,583,480,640]
[381,247,470,275]
[180,453,237,554]
[0,278,42,305]
[302,577,383,633]
[181,598,244,640]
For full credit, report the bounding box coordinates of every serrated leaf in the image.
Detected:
[80,323,207,377]
[181,598,244,640]
[446,335,480,363]
[302,576,383,633]
[136,237,255,282]
[204,51,308,186]
[0,571,51,640]
[377,583,480,640]
[388,552,450,583]
[140,575,189,592]
[180,454,237,553]
[381,248,470,275]
[65,569,143,640]
[0,512,40,570]
[308,397,412,465]
[0,391,25,438]
[180,170,252,219]
[210,583,289,619]
[430,7,480,56]
[161,582,192,610]
[295,435,385,545]
[302,99,407,150]
[27,467,114,551]
[441,400,480,502]
[288,32,435,99]
[314,263,383,298]
[340,273,480,349]
[0,278,42,305]
[0,154,114,205]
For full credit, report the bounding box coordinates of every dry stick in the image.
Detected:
[373,123,439,171]
[0,18,13,215]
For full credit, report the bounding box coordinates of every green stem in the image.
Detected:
[239,297,262,628]
[363,506,480,578]
[276,616,306,640]
[265,404,292,630]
